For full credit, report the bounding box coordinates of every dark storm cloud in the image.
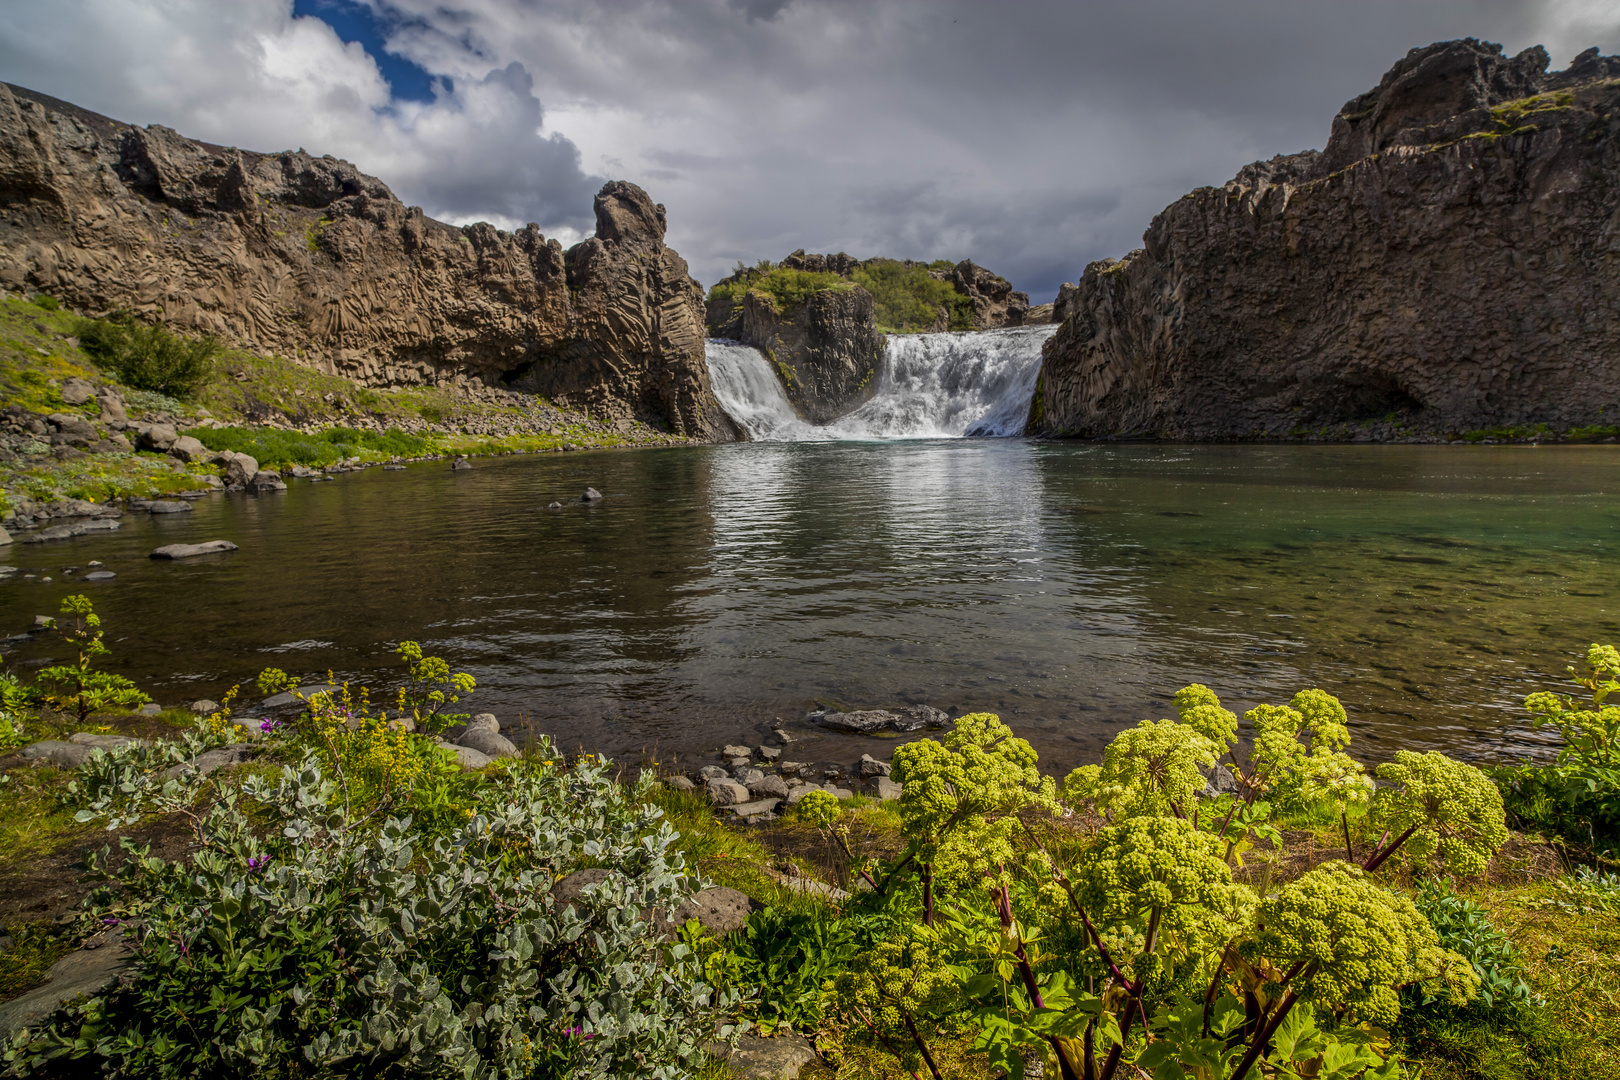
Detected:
[3,1,1616,296]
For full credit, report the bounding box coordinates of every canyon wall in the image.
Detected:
[1030,39,1620,440]
[0,84,736,439]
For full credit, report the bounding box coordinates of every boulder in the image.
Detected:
[725,798,780,820]
[224,454,258,486]
[17,740,92,768]
[893,704,951,732]
[709,1034,823,1080]
[48,413,98,447]
[748,774,790,800]
[662,885,754,939]
[0,926,131,1039]
[443,743,493,770]
[136,423,178,451]
[189,699,220,714]
[168,435,207,463]
[249,470,287,492]
[455,728,518,759]
[722,743,752,759]
[0,527,10,545]
[150,540,238,558]
[451,458,472,470]
[83,570,115,580]
[158,744,254,781]
[441,713,498,743]
[581,487,604,501]
[67,732,143,749]
[58,377,96,405]
[785,782,823,804]
[146,500,192,514]
[707,779,751,806]
[816,710,897,734]
[874,777,903,801]
[667,774,696,792]
[97,393,127,425]
[858,754,891,778]
[733,767,765,789]
[757,746,782,761]
[698,764,730,783]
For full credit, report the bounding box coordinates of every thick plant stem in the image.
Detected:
[993,882,1083,1080]
[1341,811,1354,861]
[1231,988,1300,1080]
[902,1010,945,1080]
[1362,823,1420,872]
[922,863,935,926]
[828,828,884,893]
[1202,944,1233,1037]
[852,1004,922,1080]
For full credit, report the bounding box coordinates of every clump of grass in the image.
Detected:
[0,923,77,1001]
[189,425,429,468]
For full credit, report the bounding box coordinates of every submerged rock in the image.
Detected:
[150,540,238,559]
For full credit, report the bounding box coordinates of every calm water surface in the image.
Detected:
[0,442,1613,773]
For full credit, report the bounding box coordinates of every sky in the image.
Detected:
[1,2,1617,300]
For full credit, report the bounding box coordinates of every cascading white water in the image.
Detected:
[705,325,1056,441]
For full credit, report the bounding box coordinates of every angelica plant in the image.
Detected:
[830,935,958,1080]
[36,595,148,724]
[1363,750,1508,875]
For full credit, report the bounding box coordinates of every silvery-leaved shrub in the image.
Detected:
[5,741,732,1079]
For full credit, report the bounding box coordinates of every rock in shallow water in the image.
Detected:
[150,540,238,559]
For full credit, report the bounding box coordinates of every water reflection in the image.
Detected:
[0,443,1611,773]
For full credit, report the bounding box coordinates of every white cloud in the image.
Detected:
[0,0,599,234]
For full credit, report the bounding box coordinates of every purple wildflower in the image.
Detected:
[258,717,281,734]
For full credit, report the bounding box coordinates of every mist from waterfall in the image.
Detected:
[705,325,1055,440]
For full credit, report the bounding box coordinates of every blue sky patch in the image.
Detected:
[293,0,443,103]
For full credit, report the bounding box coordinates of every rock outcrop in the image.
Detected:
[0,84,736,439]
[739,284,884,423]
[1029,39,1620,440]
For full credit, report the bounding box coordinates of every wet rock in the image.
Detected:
[23,520,123,543]
[894,704,951,732]
[707,779,751,806]
[150,540,238,558]
[758,745,782,761]
[382,464,406,471]
[249,470,287,492]
[451,458,472,470]
[146,500,192,514]
[0,925,132,1039]
[545,501,563,509]
[581,487,604,501]
[83,570,115,580]
[0,527,10,545]
[816,710,897,734]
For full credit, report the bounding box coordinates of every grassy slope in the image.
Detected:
[0,293,684,507]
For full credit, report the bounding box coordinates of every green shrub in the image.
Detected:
[30,294,59,311]
[850,259,974,333]
[76,312,219,397]
[189,425,428,468]
[7,750,734,1079]
[35,595,149,726]
[1493,644,1620,848]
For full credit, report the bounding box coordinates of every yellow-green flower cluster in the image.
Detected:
[1064,719,1219,821]
[1370,750,1509,877]
[1247,689,1372,817]
[830,935,957,1040]
[1254,861,1480,1025]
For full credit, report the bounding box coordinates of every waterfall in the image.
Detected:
[705,325,1056,441]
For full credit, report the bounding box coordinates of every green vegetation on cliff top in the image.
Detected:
[707,257,974,334]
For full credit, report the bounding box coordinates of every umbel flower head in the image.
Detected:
[892,712,1054,851]
[1254,861,1480,1025]
[830,934,957,1040]
[1064,719,1219,822]
[1369,750,1509,877]
[1073,815,1256,968]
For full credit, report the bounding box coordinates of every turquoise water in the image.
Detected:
[0,442,1613,773]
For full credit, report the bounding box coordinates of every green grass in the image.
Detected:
[850,258,975,333]
[0,923,77,1001]
[707,266,853,313]
[189,425,431,469]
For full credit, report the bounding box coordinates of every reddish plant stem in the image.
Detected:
[1202,944,1234,1038]
[1341,811,1354,861]
[1362,823,1420,872]
[902,1010,945,1080]
[1230,988,1301,1080]
[922,864,935,926]
[993,881,1084,1080]
[827,828,884,893]
[851,1004,922,1080]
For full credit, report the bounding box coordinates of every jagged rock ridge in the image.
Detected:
[1030,39,1620,440]
[0,84,736,440]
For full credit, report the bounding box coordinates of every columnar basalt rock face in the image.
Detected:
[739,285,884,424]
[1030,39,1620,440]
[0,85,735,440]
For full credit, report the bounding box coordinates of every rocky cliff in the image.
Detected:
[739,283,884,424]
[1030,39,1620,441]
[0,84,736,440]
